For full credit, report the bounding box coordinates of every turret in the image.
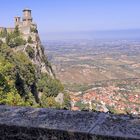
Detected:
[14,17,21,26]
[22,8,33,26]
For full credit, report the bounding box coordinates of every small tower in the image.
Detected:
[22,8,33,26]
[14,17,21,26]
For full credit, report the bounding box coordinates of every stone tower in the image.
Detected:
[14,17,21,26]
[22,8,33,26]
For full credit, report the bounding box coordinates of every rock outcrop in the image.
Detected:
[17,8,55,77]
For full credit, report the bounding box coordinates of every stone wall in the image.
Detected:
[0,27,14,33]
[6,28,14,33]
[0,105,139,140]
[0,27,5,32]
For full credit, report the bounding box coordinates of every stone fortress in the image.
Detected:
[0,8,37,40]
[0,8,54,76]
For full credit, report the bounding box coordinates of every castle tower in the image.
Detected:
[14,17,21,26]
[22,8,33,26]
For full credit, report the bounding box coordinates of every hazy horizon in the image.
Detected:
[42,29,140,41]
[1,0,140,41]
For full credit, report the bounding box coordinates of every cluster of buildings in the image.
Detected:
[70,85,140,115]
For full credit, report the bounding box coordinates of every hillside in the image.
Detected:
[0,25,70,109]
[44,39,140,114]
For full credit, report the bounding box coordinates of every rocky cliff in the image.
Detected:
[16,28,55,78]
[0,25,70,109]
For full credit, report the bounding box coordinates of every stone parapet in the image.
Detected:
[0,105,139,140]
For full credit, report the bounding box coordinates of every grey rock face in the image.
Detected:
[0,105,139,140]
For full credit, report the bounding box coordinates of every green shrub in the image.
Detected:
[75,101,88,110]
[5,26,26,48]
[27,36,33,44]
[0,40,3,46]
[25,45,35,59]
[0,28,7,38]
[41,96,61,108]
[37,73,64,98]
[8,37,26,48]
[62,92,71,109]
[30,27,38,33]
[13,26,20,37]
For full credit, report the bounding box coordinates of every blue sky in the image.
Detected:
[0,0,140,39]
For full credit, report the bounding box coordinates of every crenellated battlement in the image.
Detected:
[0,8,37,36]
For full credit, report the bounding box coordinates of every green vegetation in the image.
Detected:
[27,36,33,44]
[106,105,118,114]
[62,92,71,109]
[0,26,26,48]
[7,36,26,48]
[65,83,93,92]
[0,40,3,46]
[75,101,88,110]
[37,73,64,98]
[0,28,7,38]
[30,27,38,33]
[25,45,35,59]
[41,96,61,108]
[0,28,70,109]
[0,43,36,106]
